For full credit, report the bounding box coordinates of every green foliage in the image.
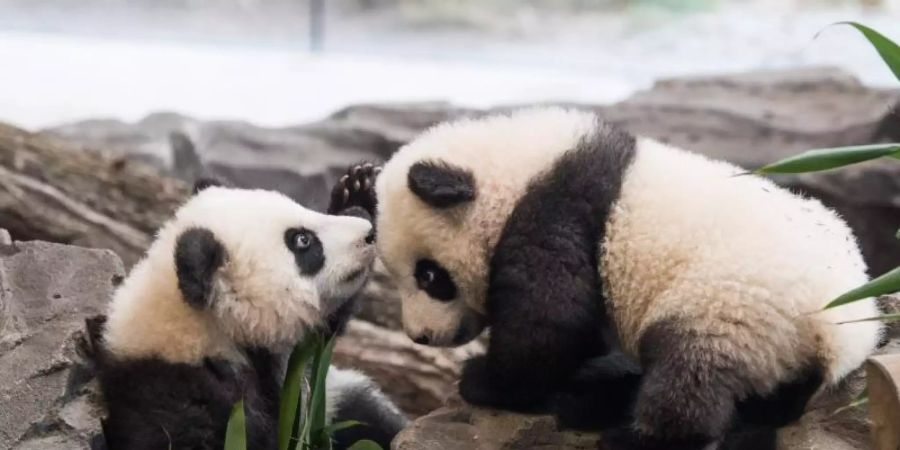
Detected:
[224,401,247,450]
[837,22,900,83]
[825,267,900,310]
[754,144,900,174]
[225,333,383,450]
[758,23,900,313]
[346,440,385,450]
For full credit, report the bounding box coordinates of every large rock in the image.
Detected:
[0,236,124,449]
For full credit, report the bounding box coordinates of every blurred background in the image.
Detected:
[2,0,899,128]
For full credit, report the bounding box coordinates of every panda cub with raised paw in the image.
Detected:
[87,167,406,450]
[372,108,883,450]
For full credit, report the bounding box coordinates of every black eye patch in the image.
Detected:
[284,228,324,275]
[414,259,457,301]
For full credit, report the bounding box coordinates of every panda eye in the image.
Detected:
[414,259,456,301]
[293,231,312,250]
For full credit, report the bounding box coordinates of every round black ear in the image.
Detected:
[192,177,226,194]
[407,161,476,208]
[174,227,226,309]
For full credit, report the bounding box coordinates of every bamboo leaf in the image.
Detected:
[321,420,364,436]
[837,313,900,325]
[832,391,869,416]
[755,144,900,174]
[279,336,320,450]
[307,335,337,449]
[838,22,900,83]
[825,266,900,309]
[346,440,384,450]
[224,400,247,450]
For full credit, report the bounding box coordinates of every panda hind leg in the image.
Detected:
[606,319,744,450]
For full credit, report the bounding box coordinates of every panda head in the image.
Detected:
[105,181,374,361]
[375,108,596,347]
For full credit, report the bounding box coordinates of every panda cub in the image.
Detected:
[372,108,883,449]
[88,168,406,450]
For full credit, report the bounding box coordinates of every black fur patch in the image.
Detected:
[615,319,821,449]
[459,121,636,410]
[175,228,227,309]
[552,351,643,430]
[88,317,281,450]
[414,258,457,301]
[284,228,325,275]
[330,383,409,450]
[192,177,226,194]
[407,161,476,208]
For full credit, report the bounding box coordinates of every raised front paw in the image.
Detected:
[328,162,380,218]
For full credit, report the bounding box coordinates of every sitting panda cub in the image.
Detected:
[88,168,406,450]
[372,108,883,450]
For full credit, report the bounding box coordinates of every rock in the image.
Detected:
[393,394,599,450]
[0,229,10,246]
[0,239,125,449]
[394,296,900,450]
[334,319,483,417]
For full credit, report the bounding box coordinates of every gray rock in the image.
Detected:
[0,240,124,449]
[0,229,10,246]
[393,394,600,450]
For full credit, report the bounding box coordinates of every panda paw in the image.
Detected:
[601,427,716,450]
[328,162,380,219]
[459,356,495,406]
[459,356,548,412]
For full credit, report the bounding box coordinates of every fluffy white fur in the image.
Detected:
[375,107,882,388]
[104,187,374,364]
[602,138,882,386]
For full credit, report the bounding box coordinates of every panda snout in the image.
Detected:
[364,228,375,245]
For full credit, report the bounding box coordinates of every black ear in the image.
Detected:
[175,228,226,309]
[192,177,226,194]
[407,161,476,208]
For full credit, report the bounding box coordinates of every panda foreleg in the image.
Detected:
[329,163,380,220]
[606,319,742,450]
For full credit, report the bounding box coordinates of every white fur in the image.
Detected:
[376,108,595,343]
[104,187,374,363]
[376,107,882,391]
[602,138,882,387]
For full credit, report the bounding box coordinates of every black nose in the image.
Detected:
[364,228,375,245]
[413,334,430,345]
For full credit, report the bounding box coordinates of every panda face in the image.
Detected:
[179,187,373,350]
[375,108,597,347]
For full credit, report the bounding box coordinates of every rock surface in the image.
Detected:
[0,237,124,450]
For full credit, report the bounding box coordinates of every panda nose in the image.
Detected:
[364,228,375,245]
[412,334,430,345]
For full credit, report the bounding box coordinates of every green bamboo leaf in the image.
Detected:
[837,313,900,325]
[838,22,900,83]
[320,420,364,437]
[825,266,900,310]
[896,228,900,240]
[755,144,900,174]
[346,440,384,450]
[279,337,320,450]
[224,400,247,450]
[307,335,337,449]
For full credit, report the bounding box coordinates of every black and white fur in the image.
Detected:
[372,108,883,450]
[88,170,406,450]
